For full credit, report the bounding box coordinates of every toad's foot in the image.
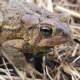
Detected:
[2,39,43,80]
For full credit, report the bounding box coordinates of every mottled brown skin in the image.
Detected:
[0,0,72,78]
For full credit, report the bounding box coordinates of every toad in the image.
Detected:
[0,0,72,79]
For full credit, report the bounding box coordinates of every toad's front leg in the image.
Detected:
[2,39,43,79]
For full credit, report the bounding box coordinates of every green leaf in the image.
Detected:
[31,50,52,59]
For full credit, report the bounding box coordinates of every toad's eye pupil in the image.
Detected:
[42,29,49,33]
[40,25,53,36]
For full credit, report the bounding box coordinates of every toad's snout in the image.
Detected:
[37,25,72,47]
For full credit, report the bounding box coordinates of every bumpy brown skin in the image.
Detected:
[0,0,72,77]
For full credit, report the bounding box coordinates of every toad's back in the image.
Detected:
[0,1,44,44]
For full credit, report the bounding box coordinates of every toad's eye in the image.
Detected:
[40,25,53,36]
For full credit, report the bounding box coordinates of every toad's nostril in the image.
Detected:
[61,31,66,35]
[62,31,65,34]
[69,30,72,33]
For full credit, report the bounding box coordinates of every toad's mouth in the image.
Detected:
[37,34,72,47]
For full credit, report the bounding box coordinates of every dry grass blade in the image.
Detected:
[72,56,80,63]
[42,56,46,80]
[0,0,9,3]
[55,6,80,18]
[63,64,80,80]
[0,68,12,78]
[46,66,53,80]
[2,57,12,80]
[0,75,6,80]
[72,43,79,57]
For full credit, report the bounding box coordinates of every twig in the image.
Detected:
[72,56,80,63]
[0,75,43,80]
[46,66,53,80]
[42,56,46,80]
[70,25,80,29]
[2,57,13,80]
[57,0,64,5]
[0,0,9,3]
[53,3,80,7]
[55,6,80,18]
[53,46,62,61]
[46,0,53,12]
[0,62,10,67]
[0,75,21,80]
[26,0,34,3]
[72,43,79,57]
[0,75,5,80]
[0,69,13,72]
